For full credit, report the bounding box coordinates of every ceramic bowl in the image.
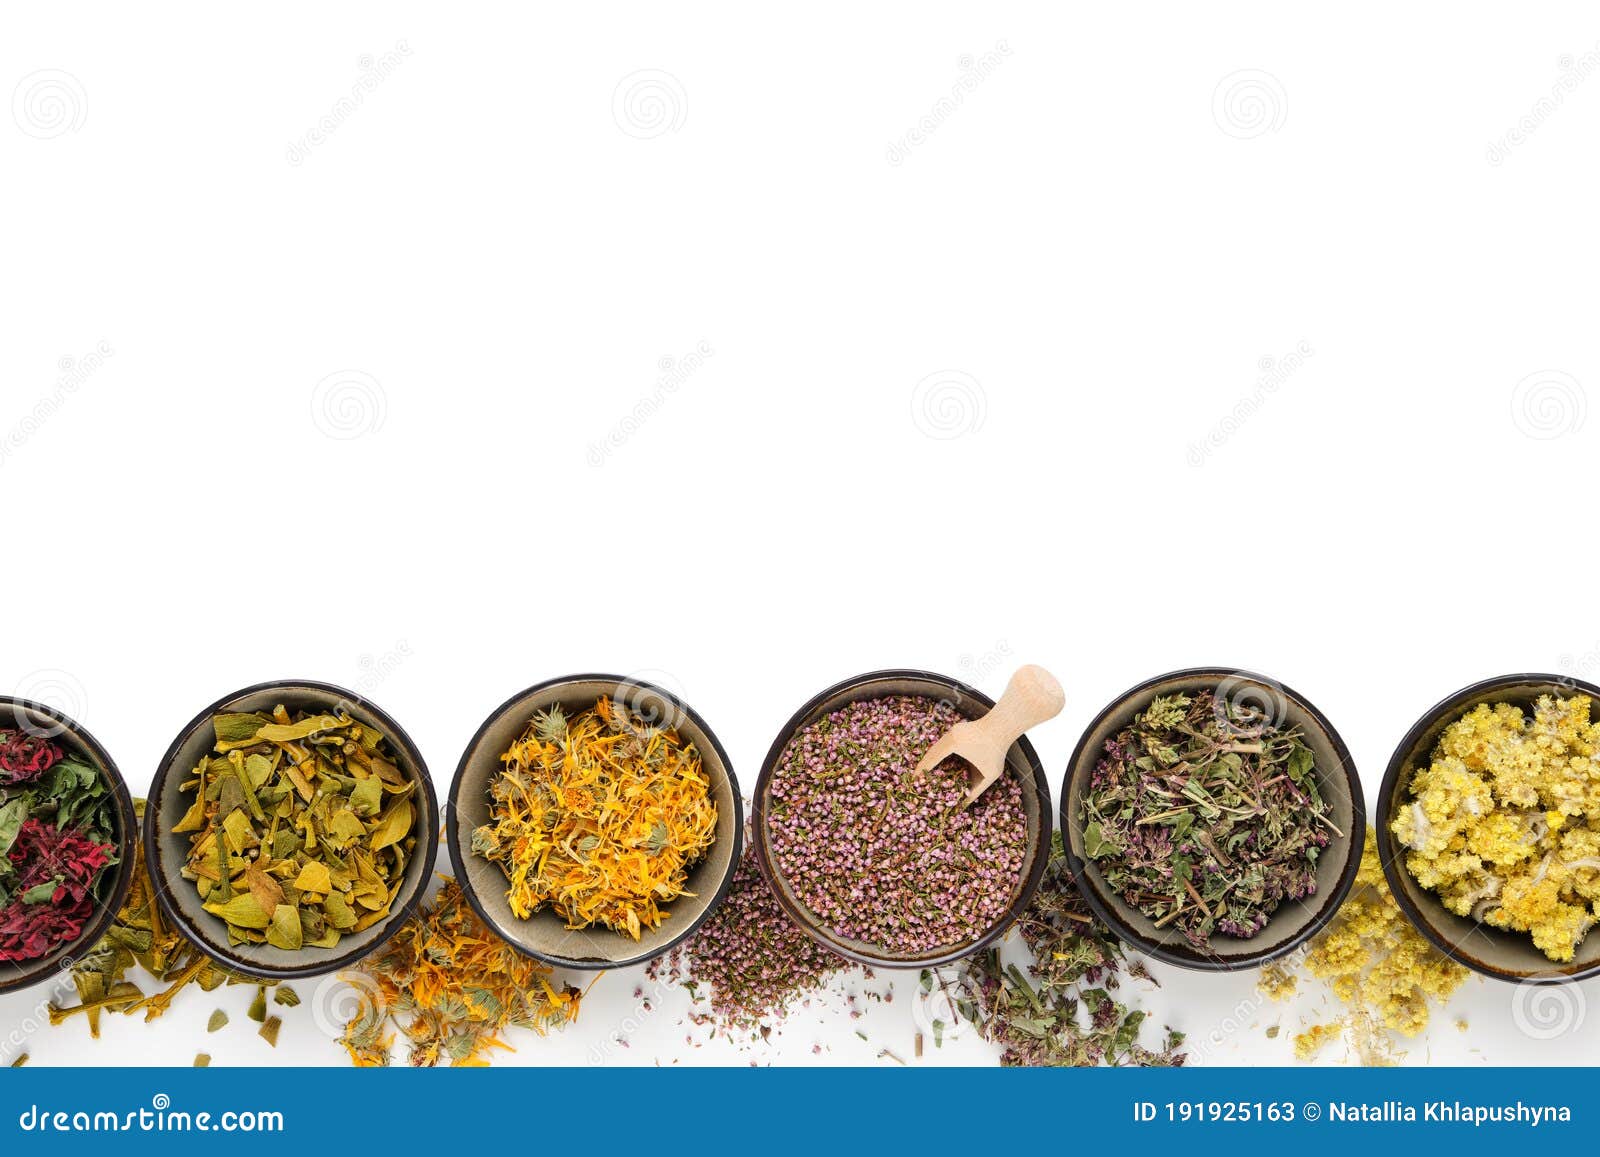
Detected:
[144,680,439,981]
[447,674,742,969]
[1061,668,1364,971]
[751,669,1053,970]
[0,696,138,995]
[1377,673,1600,983]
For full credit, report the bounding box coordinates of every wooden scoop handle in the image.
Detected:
[947,665,1067,809]
[971,665,1065,768]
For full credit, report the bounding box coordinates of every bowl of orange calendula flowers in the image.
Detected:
[447,674,742,970]
[1378,673,1600,982]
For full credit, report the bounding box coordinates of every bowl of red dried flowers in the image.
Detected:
[752,669,1054,969]
[0,696,137,995]
[1062,668,1364,971]
[448,673,743,970]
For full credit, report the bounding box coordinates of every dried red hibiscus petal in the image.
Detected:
[0,731,64,785]
[0,818,114,964]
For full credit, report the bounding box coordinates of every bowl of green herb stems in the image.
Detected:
[0,696,138,995]
[1062,668,1364,971]
[144,680,439,982]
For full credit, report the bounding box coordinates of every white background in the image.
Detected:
[3,3,1598,1067]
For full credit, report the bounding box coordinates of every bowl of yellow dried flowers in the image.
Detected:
[1379,673,1600,982]
[145,680,439,981]
[1063,668,1365,971]
[447,674,742,969]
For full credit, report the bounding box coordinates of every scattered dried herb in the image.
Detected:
[193,1053,210,1067]
[1080,691,1334,947]
[172,706,418,952]
[0,728,119,964]
[1260,830,1468,1064]
[650,844,854,1034]
[471,699,716,939]
[1392,694,1600,962]
[259,1016,281,1047]
[766,695,1029,954]
[340,878,582,1067]
[944,834,1186,1066]
[207,1009,228,1032]
[51,801,288,1035]
[274,985,299,1007]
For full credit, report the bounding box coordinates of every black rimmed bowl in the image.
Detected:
[1378,673,1600,984]
[144,680,439,982]
[448,674,742,970]
[751,669,1054,970]
[0,697,137,995]
[1062,668,1364,972]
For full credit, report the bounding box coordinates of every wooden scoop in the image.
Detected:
[917,665,1065,809]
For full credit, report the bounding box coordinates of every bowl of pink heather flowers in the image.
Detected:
[752,669,1053,969]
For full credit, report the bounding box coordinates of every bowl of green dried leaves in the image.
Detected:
[1062,668,1363,971]
[0,696,138,995]
[144,680,439,981]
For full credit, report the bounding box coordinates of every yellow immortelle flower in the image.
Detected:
[1262,830,1469,1065]
[1394,695,1600,963]
[1257,965,1298,1000]
[1293,1022,1344,1061]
